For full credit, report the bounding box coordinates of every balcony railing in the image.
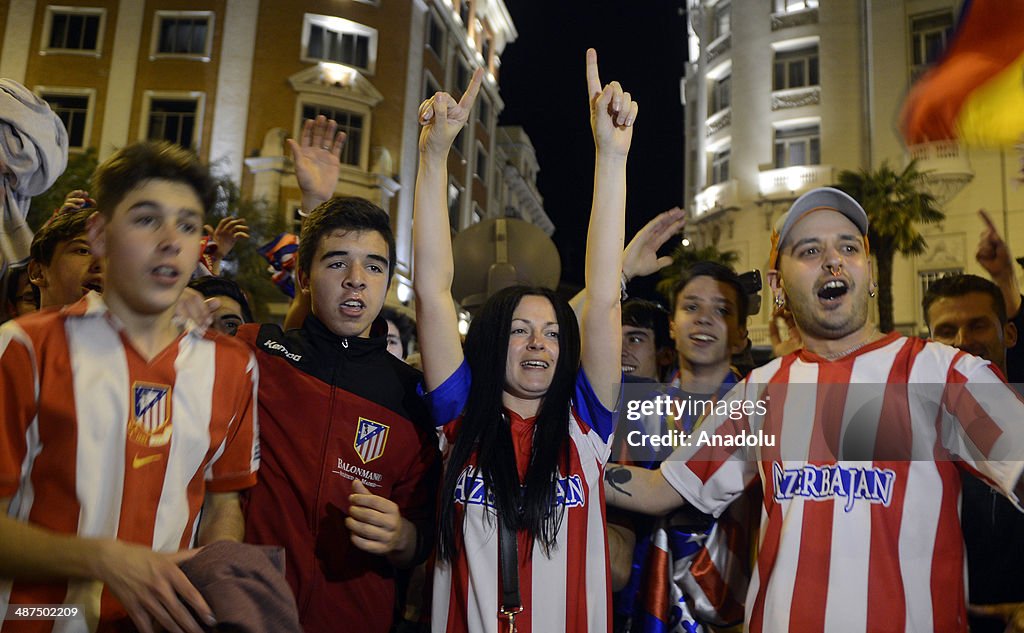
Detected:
[758,165,834,198]
[694,179,739,217]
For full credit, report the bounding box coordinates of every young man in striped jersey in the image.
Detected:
[0,142,259,633]
[605,187,1024,633]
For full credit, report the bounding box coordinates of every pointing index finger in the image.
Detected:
[459,68,484,111]
[586,48,601,98]
[978,209,999,235]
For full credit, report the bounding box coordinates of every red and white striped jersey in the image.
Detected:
[0,294,259,632]
[426,361,615,633]
[660,333,1024,633]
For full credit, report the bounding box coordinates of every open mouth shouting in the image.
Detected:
[521,359,550,370]
[817,278,850,305]
[621,363,637,373]
[151,265,181,286]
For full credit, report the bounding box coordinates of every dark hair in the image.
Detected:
[187,276,254,323]
[380,306,416,357]
[91,141,218,217]
[3,264,38,316]
[670,261,749,325]
[298,197,396,281]
[923,273,1007,325]
[621,298,671,350]
[438,286,580,562]
[29,208,94,265]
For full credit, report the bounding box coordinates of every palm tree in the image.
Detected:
[656,242,739,304]
[835,160,944,333]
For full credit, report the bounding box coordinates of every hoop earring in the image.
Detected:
[869,284,877,298]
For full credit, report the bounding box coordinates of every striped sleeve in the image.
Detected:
[0,322,39,498]
[660,380,761,518]
[207,349,259,492]
[420,360,472,428]
[941,353,1024,507]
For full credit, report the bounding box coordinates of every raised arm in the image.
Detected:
[603,464,685,516]
[413,70,483,391]
[977,209,1023,319]
[569,207,686,318]
[582,49,637,409]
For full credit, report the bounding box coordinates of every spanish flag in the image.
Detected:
[901,0,1024,148]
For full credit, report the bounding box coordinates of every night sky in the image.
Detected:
[497,0,688,301]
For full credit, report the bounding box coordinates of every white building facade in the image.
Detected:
[683,0,1024,339]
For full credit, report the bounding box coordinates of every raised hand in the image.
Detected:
[286,115,346,210]
[417,68,484,157]
[204,216,250,259]
[59,189,92,215]
[586,48,638,157]
[622,207,686,281]
[976,209,1015,281]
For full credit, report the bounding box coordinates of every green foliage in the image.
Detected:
[206,168,290,323]
[835,160,945,332]
[655,241,740,305]
[27,148,99,231]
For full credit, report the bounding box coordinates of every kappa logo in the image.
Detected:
[354,418,390,464]
[128,383,173,447]
[263,339,302,362]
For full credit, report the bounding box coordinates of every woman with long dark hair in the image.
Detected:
[413,50,636,632]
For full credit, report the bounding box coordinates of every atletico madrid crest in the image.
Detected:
[354,418,389,464]
[128,382,173,447]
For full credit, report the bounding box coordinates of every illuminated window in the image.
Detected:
[44,6,103,53]
[774,124,820,167]
[153,11,212,58]
[145,95,202,150]
[300,103,363,166]
[302,14,377,73]
[773,45,819,90]
[910,11,954,68]
[773,0,818,13]
[39,91,92,150]
[713,2,730,39]
[710,74,730,114]
[711,148,730,184]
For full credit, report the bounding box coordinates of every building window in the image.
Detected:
[475,143,488,181]
[472,203,483,225]
[302,14,377,73]
[711,147,730,184]
[146,96,202,150]
[910,11,954,68]
[773,0,818,13]
[458,0,471,26]
[301,103,363,166]
[448,181,464,231]
[153,11,213,58]
[426,11,445,58]
[44,7,104,53]
[710,74,730,114]
[478,93,491,128]
[39,91,92,150]
[481,35,492,67]
[423,71,441,103]
[455,57,471,93]
[773,45,819,90]
[774,124,820,167]
[713,2,731,39]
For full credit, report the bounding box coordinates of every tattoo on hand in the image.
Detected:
[605,466,633,497]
